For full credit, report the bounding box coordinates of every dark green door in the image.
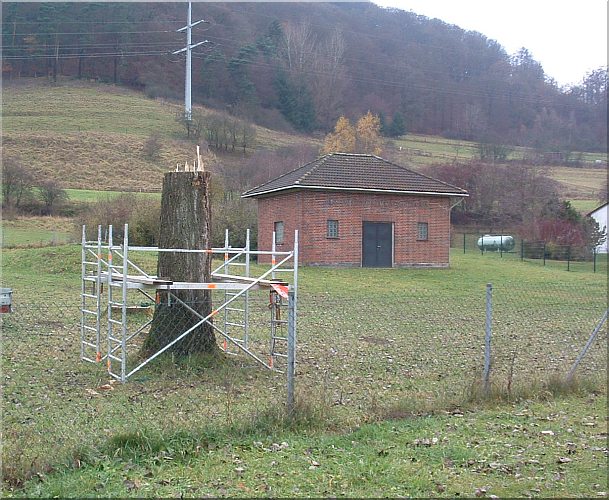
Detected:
[362,222,393,267]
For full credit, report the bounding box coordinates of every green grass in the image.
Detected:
[1,216,75,247]
[2,81,183,138]
[11,393,608,498]
[1,244,606,496]
[569,199,604,214]
[65,188,161,202]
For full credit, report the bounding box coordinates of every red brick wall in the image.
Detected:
[256,189,452,267]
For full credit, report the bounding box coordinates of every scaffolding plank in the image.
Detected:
[100,271,172,286]
[213,272,288,287]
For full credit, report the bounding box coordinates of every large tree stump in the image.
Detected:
[141,171,218,357]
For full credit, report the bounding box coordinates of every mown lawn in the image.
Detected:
[2,243,606,497]
[1,216,75,247]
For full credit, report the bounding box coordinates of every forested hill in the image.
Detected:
[2,2,607,152]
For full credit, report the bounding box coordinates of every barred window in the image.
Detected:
[327,219,339,238]
[274,221,284,244]
[417,222,429,241]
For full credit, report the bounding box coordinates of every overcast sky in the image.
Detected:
[372,0,607,87]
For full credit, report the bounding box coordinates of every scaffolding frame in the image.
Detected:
[80,224,298,384]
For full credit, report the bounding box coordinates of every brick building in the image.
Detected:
[242,153,468,267]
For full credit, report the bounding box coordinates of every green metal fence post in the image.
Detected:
[543,242,546,266]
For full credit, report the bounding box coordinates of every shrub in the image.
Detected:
[77,193,160,246]
[37,180,69,215]
[2,155,34,209]
[141,133,162,162]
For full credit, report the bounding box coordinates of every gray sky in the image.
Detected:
[372,0,607,87]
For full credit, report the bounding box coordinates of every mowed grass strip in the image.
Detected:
[1,216,75,247]
[1,244,606,496]
[2,82,183,137]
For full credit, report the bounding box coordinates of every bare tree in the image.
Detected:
[312,29,346,129]
[2,156,33,209]
[281,20,317,78]
[38,180,68,215]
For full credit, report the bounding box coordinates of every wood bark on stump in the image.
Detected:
[141,171,218,357]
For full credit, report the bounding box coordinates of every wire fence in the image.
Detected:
[451,231,608,273]
[3,279,606,396]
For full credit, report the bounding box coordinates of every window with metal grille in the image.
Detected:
[274,221,284,244]
[417,222,429,241]
[327,219,339,238]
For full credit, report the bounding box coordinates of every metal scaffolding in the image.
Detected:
[80,224,298,384]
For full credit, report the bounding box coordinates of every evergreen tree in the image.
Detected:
[274,71,316,132]
[389,111,406,137]
[378,111,388,136]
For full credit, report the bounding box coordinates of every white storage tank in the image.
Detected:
[477,235,515,252]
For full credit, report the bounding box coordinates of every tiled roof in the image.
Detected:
[242,153,468,198]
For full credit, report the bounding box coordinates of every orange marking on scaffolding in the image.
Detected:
[224,253,229,261]
[108,254,113,261]
[271,284,289,299]
[223,339,227,351]
[211,309,219,317]
[107,359,111,370]
[271,258,276,265]
[208,284,217,289]
[96,352,101,363]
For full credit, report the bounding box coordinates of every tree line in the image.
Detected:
[2,2,606,153]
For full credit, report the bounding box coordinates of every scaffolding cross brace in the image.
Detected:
[80,224,299,392]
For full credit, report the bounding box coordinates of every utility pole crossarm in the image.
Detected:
[177,19,207,32]
[172,40,209,55]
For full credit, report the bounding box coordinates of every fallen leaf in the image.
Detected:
[123,479,140,491]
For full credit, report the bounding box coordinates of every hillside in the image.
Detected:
[1,79,318,191]
[2,80,606,203]
[2,2,607,153]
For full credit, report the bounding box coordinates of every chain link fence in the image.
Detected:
[3,278,605,400]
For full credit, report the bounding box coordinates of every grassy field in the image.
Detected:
[1,216,75,247]
[1,244,606,497]
[64,188,161,202]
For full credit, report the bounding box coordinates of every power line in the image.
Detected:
[8,29,175,36]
